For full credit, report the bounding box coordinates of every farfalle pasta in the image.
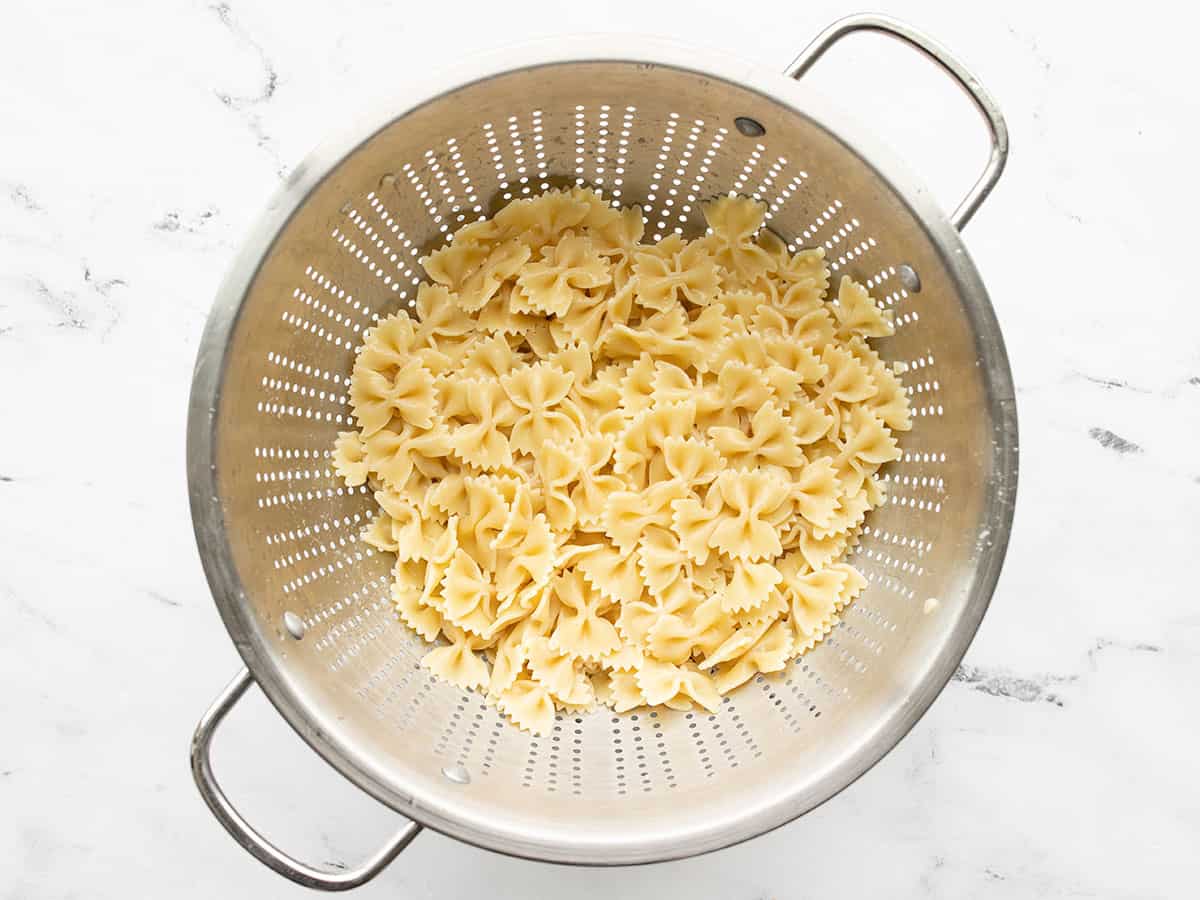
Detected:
[334,188,909,735]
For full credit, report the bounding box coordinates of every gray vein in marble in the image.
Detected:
[1077,373,1150,393]
[83,267,125,297]
[208,3,287,178]
[9,184,42,212]
[1045,192,1084,226]
[1007,26,1051,72]
[318,831,347,872]
[145,589,181,608]
[152,208,217,234]
[1006,26,1051,144]
[1087,638,1162,668]
[1088,427,1141,454]
[31,279,88,331]
[917,855,946,897]
[26,267,125,337]
[209,3,277,108]
[1020,370,1200,400]
[56,721,87,739]
[953,664,1077,707]
[0,475,13,483]
[13,595,60,633]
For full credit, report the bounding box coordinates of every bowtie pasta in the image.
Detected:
[333,188,910,735]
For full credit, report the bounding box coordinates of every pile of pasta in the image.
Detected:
[332,188,910,735]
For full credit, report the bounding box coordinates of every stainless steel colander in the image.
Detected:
[187,14,1016,890]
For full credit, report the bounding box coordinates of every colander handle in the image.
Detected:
[190,667,421,891]
[786,13,1009,230]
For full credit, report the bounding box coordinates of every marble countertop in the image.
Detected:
[3,0,1197,896]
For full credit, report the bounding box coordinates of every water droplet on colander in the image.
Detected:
[282,611,306,640]
[897,264,921,293]
[442,764,471,784]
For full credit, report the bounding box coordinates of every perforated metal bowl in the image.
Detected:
[188,15,1016,890]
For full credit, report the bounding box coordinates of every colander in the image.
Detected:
[187,14,1016,890]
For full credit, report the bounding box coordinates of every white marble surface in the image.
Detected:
[3,0,1198,896]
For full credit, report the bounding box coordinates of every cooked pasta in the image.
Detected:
[333,188,909,734]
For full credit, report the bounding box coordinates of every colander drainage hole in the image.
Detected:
[734,116,766,137]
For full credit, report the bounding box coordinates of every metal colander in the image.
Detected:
[188,14,1016,890]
